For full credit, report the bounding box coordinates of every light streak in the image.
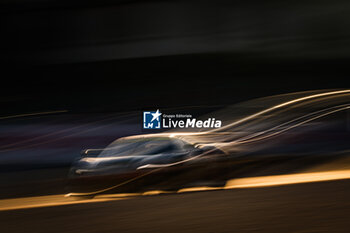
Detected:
[2,169,350,211]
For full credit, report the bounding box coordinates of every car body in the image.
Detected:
[67,134,228,196]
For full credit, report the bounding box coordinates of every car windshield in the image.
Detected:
[98,137,192,157]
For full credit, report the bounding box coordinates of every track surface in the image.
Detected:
[1,179,350,233]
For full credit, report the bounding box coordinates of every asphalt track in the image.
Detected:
[1,172,350,233]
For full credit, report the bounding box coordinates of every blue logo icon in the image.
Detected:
[143,110,162,129]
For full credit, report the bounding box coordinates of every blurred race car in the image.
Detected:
[67,134,228,196]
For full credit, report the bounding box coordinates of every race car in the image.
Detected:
[67,134,228,196]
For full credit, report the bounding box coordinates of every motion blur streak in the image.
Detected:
[0,114,129,152]
[3,169,350,212]
[228,104,350,145]
[233,104,350,143]
[224,170,350,189]
[0,194,127,212]
[0,110,68,121]
[66,167,163,197]
[178,89,350,153]
[211,89,350,132]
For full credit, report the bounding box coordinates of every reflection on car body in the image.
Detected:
[67,134,226,196]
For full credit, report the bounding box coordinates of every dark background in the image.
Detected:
[1,0,350,115]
